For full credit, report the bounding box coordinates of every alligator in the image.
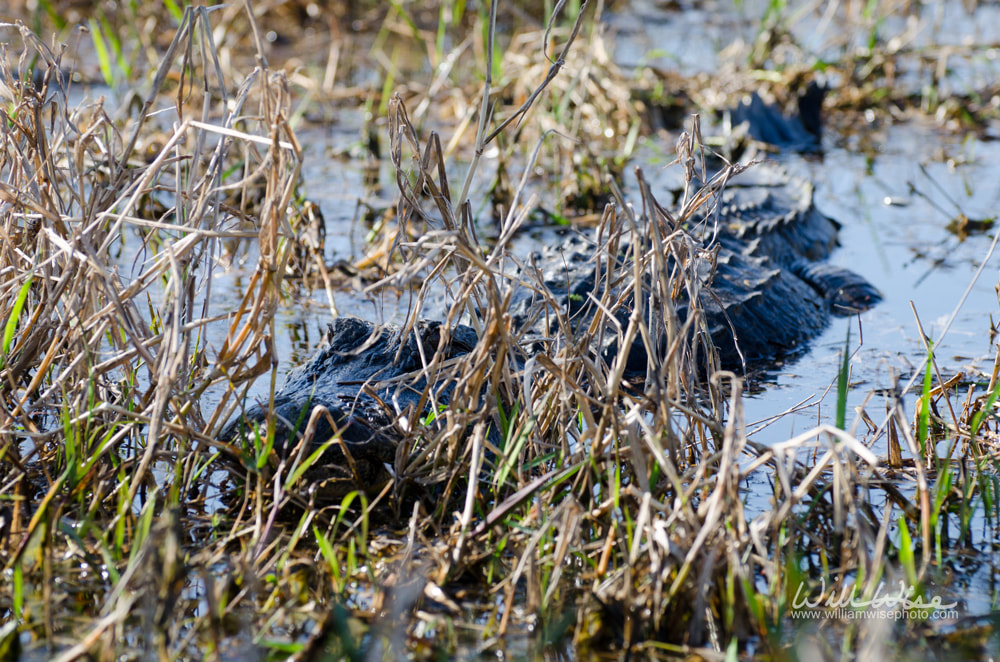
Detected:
[220,98,881,496]
[221,164,880,496]
[507,157,883,373]
[727,83,825,153]
[222,317,479,500]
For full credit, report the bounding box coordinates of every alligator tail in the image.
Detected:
[789,259,882,315]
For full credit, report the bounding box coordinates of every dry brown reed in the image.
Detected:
[0,4,324,658]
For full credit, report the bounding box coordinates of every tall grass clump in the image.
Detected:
[0,3,320,658]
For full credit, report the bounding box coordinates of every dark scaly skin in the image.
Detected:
[221,319,478,498]
[512,162,880,371]
[698,164,880,365]
[222,162,880,495]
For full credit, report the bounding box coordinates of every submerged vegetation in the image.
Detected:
[1,1,999,660]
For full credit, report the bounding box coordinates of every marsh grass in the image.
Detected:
[1,1,1000,661]
[0,3,324,658]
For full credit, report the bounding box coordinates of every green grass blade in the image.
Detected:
[98,13,129,79]
[285,441,331,489]
[88,18,115,87]
[918,343,934,454]
[835,324,851,430]
[493,419,534,492]
[163,0,184,23]
[13,562,23,619]
[898,519,917,587]
[451,0,467,26]
[314,526,338,574]
[970,378,1000,441]
[3,275,33,358]
[36,0,67,29]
